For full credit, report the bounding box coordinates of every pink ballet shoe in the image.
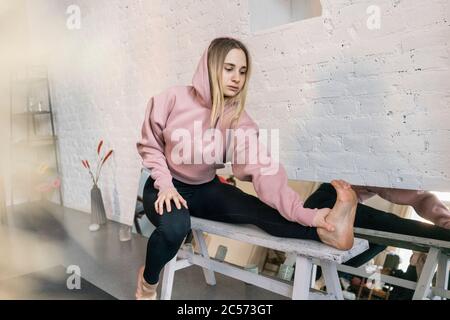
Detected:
[135,266,159,300]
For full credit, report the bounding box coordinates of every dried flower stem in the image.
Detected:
[81,141,113,187]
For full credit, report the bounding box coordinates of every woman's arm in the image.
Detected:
[137,93,175,194]
[231,111,320,227]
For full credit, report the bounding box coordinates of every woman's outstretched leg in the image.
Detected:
[353,203,450,241]
[188,176,357,250]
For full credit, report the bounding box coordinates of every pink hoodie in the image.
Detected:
[137,47,319,227]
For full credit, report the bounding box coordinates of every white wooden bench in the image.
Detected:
[160,217,369,300]
[329,228,450,300]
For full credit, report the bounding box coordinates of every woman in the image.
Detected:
[135,37,358,300]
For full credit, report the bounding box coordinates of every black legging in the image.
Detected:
[142,175,320,284]
[142,176,450,284]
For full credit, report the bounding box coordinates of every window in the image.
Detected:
[249,0,322,33]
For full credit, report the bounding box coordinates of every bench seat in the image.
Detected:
[160,216,369,300]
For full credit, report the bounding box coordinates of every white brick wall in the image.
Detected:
[24,0,450,225]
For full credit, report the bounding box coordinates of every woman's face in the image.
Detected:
[222,48,247,98]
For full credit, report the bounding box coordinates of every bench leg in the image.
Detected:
[435,252,449,299]
[292,255,312,300]
[413,247,440,300]
[193,229,216,286]
[321,260,344,300]
[161,255,177,300]
[310,264,317,289]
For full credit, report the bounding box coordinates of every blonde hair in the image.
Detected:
[207,37,252,129]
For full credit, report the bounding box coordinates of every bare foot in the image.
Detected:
[317,180,357,250]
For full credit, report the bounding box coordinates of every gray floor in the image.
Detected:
[0,201,287,300]
[0,265,116,299]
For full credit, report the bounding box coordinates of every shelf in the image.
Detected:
[12,111,51,116]
[12,136,58,148]
[10,176,60,194]
[12,77,48,85]
[9,66,63,206]
[10,166,58,175]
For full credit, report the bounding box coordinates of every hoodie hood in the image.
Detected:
[192,47,212,108]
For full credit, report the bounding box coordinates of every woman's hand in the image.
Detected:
[154,187,188,215]
[312,208,335,232]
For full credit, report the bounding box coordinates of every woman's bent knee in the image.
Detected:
[158,213,191,247]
